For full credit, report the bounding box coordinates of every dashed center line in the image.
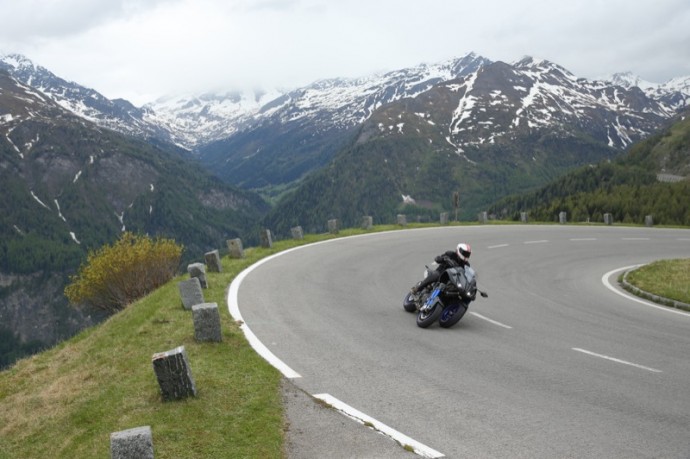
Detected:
[570,238,597,241]
[470,312,513,329]
[487,243,509,249]
[524,240,549,244]
[572,348,662,373]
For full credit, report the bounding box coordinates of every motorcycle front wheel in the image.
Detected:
[403,292,417,312]
[416,303,442,328]
[438,301,468,328]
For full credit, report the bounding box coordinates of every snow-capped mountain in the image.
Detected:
[143,89,284,149]
[426,57,677,150]
[0,53,173,144]
[2,51,689,183]
[144,52,490,150]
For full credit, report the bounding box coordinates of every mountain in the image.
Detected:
[0,53,176,146]
[3,52,688,202]
[194,53,491,191]
[487,107,690,224]
[261,58,688,235]
[0,70,269,368]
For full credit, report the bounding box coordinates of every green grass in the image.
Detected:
[626,259,690,305]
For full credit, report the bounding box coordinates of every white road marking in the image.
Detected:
[524,239,549,244]
[572,348,662,373]
[227,249,302,379]
[470,312,513,329]
[621,237,650,241]
[601,266,690,318]
[569,238,597,241]
[488,243,509,249]
[314,393,445,458]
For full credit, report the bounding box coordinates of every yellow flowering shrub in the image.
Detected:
[65,232,183,312]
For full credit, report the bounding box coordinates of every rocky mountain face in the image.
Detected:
[0,70,268,365]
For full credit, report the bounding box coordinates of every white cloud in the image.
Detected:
[1,0,689,105]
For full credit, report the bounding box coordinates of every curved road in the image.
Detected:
[232,225,690,458]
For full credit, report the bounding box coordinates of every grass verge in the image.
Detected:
[625,258,690,305]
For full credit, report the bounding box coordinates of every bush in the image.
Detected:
[65,232,183,313]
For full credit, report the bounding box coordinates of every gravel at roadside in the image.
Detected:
[282,379,418,458]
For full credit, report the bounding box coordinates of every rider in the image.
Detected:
[411,243,471,294]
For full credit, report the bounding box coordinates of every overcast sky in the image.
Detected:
[1,0,689,106]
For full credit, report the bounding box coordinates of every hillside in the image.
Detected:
[488,109,690,224]
[0,71,269,368]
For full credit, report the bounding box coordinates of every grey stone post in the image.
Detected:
[361,216,373,230]
[478,211,488,224]
[178,277,204,311]
[227,238,244,259]
[645,215,654,227]
[440,212,449,225]
[192,303,222,343]
[151,346,197,401]
[520,212,528,223]
[604,213,613,225]
[397,214,407,226]
[187,263,207,289]
[260,229,273,248]
[290,226,304,240]
[110,426,154,459]
[559,211,567,224]
[204,249,222,273]
[327,219,339,234]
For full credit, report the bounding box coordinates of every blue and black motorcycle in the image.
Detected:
[403,260,487,328]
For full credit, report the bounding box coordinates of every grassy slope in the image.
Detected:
[0,223,688,458]
[0,242,290,459]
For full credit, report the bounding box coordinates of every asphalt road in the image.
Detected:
[234,225,690,458]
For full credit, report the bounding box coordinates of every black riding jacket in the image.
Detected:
[434,250,470,269]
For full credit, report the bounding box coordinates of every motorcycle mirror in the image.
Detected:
[480,291,488,298]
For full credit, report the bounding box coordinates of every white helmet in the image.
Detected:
[456,243,471,262]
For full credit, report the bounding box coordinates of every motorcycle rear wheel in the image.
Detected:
[438,301,468,328]
[416,304,442,328]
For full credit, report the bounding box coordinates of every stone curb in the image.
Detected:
[620,267,690,313]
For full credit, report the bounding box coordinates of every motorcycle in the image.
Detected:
[403,259,487,328]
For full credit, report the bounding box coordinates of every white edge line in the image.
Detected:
[314,393,445,458]
[227,247,304,379]
[524,239,548,244]
[572,348,662,373]
[601,266,690,318]
[469,312,513,329]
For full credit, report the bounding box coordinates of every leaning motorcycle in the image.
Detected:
[403,260,487,328]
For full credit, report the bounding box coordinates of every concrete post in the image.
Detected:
[151,346,197,401]
[204,250,222,273]
[226,238,244,259]
[110,426,154,459]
